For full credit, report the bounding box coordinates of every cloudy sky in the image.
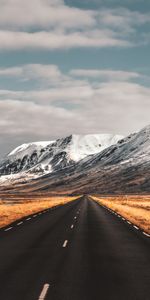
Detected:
[0,0,150,157]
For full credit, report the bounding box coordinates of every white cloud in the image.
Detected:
[0,68,150,146]
[0,1,149,32]
[0,65,148,104]
[0,86,93,103]
[0,29,131,51]
[0,2,149,155]
[0,64,67,87]
[0,67,22,77]
[0,81,150,156]
[0,0,95,30]
[0,64,143,82]
[0,63,149,156]
[0,1,149,51]
[70,69,141,81]
[98,8,150,31]
[0,99,78,153]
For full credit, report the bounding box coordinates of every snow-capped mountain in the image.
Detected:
[65,124,150,194]
[0,141,54,176]
[82,124,150,169]
[8,141,52,157]
[0,125,149,194]
[9,124,149,195]
[0,133,123,180]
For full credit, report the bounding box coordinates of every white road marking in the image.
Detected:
[33,215,37,217]
[5,227,13,231]
[74,216,77,219]
[38,283,50,300]
[106,210,142,233]
[63,240,68,248]
[17,222,23,226]
[143,232,150,237]
[71,224,74,229]
[133,225,139,230]
[26,217,31,221]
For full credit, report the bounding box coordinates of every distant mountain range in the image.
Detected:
[0,125,150,194]
[0,133,122,179]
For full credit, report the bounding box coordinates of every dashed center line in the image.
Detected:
[38,283,50,300]
[26,217,31,221]
[74,216,77,219]
[71,224,74,229]
[63,240,68,248]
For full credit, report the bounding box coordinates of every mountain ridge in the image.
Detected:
[0,133,123,182]
[0,125,149,194]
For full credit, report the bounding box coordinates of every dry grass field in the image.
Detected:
[0,195,79,229]
[92,195,150,234]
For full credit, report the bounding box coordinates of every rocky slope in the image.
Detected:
[0,133,123,181]
[9,124,149,195]
[0,125,149,194]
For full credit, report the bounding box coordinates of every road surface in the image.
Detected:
[0,196,149,300]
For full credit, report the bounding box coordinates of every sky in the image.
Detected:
[0,0,150,157]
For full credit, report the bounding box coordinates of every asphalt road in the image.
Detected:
[0,196,149,300]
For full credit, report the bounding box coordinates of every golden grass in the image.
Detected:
[92,195,150,234]
[0,196,79,228]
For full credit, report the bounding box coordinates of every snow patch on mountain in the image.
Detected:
[65,134,123,161]
[0,133,123,182]
[0,125,150,193]
[8,141,54,158]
